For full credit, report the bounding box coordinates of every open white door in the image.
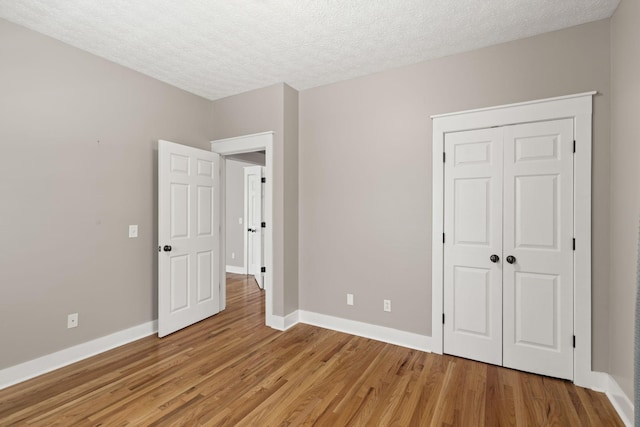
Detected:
[245,166,264,288]
[158,140,221,337]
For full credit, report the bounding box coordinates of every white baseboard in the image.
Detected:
[604,374,634,426]
[0,320,157,391]
[284,310,300,330]
[226,265,246,274]
[298,310,431,353]
[583,370,608,393]
[268,310,299,331]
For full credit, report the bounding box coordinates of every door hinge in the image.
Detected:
[573,140,576,153]
[573,238,576,251]
[573,335,576,348]
[443,152,446,163]
[443,233,445,244]
[261,266,266,273]
[442,313,445,324]
[261,222,266,228]
[261,177,266,183]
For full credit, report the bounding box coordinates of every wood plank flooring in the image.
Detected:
[0,273,623,426]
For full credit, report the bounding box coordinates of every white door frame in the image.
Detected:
[211,132,275,328]
[431,92,596,388]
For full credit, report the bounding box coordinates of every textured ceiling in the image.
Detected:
[0,0,620,101]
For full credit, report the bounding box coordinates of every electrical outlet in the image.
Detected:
[347,293,354,306]
[128,225,138,238]
[384,300,391,312]
[239,217,243,225]
[67,313,79,328]
[231,252,236,259]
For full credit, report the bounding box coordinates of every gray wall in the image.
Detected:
[225,159,256,270]
[210,84,299,317]
[609,0,639,400]
[0,19,212,368]
[283,85,300,314]
[299,19,611,371]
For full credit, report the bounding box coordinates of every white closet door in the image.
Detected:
[443,127,503,366]
[502,119,574,380]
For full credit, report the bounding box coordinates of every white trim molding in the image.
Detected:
[431,92,597,388]
[298,311,431,352]
[0,321,157,391]
[604,374,634,426]
[283,311,300,330]
[270,310,300,331]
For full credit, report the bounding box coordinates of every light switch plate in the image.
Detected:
[239,217,243,225]
[129,225,138,238]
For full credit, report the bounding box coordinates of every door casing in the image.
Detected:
[431,92,596,388]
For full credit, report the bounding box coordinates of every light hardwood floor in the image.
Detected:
[0,273,623,426]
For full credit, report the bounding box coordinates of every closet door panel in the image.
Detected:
[502,119,574,380]
[443,127,503,366]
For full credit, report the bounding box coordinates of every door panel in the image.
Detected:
[170,183,189,238]
[515,175,559,249]
[502,119,574,380]
[514,272,559,348]
[197,186,213,236]
[453,266,491,336]
[170,255,189,311]
[197,251,213,302]
[443,127,503,366]
[454,178,491,245]
[159,140,220,337]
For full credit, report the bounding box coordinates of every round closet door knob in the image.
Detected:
[506,255,516,264]
[490,254,500,263]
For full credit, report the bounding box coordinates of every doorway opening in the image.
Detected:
[243,164,265,289]
[210,132,276,328]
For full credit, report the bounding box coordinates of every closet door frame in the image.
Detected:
[431,92,595,388]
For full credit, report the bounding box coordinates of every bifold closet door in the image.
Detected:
[443,127,503,366]
[502,119,574,380]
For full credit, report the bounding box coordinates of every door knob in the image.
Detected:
[163,245,172,252]
[506,255,516,264]
[490,254,500,263]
